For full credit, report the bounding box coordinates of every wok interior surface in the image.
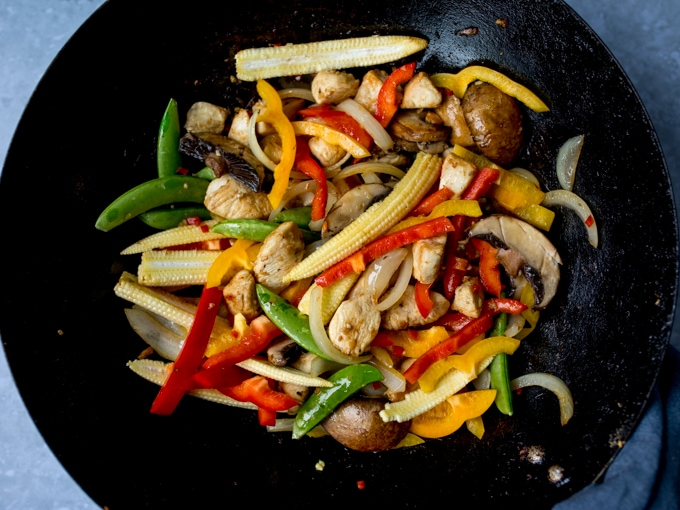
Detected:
[0,0,676,507]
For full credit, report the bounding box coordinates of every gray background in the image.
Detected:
[1,0,678,508]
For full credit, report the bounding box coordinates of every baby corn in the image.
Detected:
[137,249,222,286]
[120,221,224,254]
[235,35,428,81]
[284,152,442,283]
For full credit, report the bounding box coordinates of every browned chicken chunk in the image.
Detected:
[204,174,272,220]
[253,222,305,293]
[412,234,447,285]
[328,295,381,356]
[222,269,260,321]
[381,285,449,330]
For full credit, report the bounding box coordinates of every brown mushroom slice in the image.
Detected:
[468,215,561,309]
[179,132,264,191]
[389,110,451,143]
[322,183,391,238]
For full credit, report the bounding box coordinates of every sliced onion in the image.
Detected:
[332,161,405,185]
[368,357,407,393]
[350,247,408,301]
[542,189,598,248]
[556,134,585,191]
[278,88,315,102]
[376,250,413,311]
[266,418,295,433]
[510,373,574,425]
[370,346,394,368]
[504,313,526,338]
[336,98,394,151]
[267,180,317,221]
[323,152,352,178]
[124,308,183,361]
[308,285,372,365]
[248,106,277,171]
[508,167,540,187]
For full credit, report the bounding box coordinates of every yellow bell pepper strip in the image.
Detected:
[256,79,296,210]
[418,356,460,393]
[375,62,417,128]
[385,326,450,359]
[515,283,540,340]
[291,121,370,158]
[465,415,485,439]
[388,198,483,233]
[409,389,497,438]
[403,314,494,384]
[513,203,555,231]
[448,336,521,377]
[206,239,256,288]
[430,65,550,113]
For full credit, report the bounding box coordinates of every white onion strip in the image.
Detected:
[510,373,574,425]
[248,106,277,171]
[309,285,372,365]
[556,134,585,191]
[332,162,405,186]
[368,357,407,393]
[542,189,598,248]
[336,98,394,151]
[508,167,540,187]
[376,250,413,311]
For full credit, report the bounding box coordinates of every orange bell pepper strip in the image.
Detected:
[315,216,455,287]
[375,62,417,128]
[220,375,299,426]
[294,136,328,221]
[256,79,297,210]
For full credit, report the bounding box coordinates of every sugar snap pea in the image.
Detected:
[157,98,183,178]
[292,364,383,439]
[95,175,209,232]
[211,219,319,244]
[272,207,313,229]
[489,306,514,416]
[139,206,213,230]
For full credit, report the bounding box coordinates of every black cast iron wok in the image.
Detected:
[0,0,676,507]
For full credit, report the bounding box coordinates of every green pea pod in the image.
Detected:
[489,308,513,416]
[272,207,313,229]
[212,219,319,244]
[256,284,331,361]
[157,98,183,178]
[139,206,213,230]
[95,175,209,232]
[194,166,217,181]
[292,364,383,439]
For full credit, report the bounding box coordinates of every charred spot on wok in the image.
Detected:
[179,132,263,191]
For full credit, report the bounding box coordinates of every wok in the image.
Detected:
[0,0,676,507]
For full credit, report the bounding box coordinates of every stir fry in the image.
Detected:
[97,35,593,452]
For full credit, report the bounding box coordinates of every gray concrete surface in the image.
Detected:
[1,0,678,508]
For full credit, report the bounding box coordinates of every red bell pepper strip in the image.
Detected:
[462,167,500,201]
[484,297,528,315]
[315,216,455,287]
[403,313,493,384]
[220,375,299,412]
[371,331,395,348]
[200,315,282,371]
[442,216,470,300]
[258,407,278,427]
[428,311,475,332]
[294,137,328,221]
[414,281,434,318]
[410,187,454,217]
[298,105,373,149]
[471,238,503,297]
[187,364,251,391]
[150,285,223,415]
[375,62,417,128]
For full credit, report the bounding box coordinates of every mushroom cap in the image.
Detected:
[468,215,561,309]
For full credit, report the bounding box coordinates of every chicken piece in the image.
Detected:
[412,234,447,285]
[227,108,250,146]
[439,153,479,198]
[452,276,484,318]
[401,72,442,109]
[308,136,347,167]
[222,269,260,321]
[311,70,360,105]
[435,94,475,147]
[261,133,282,164]
[354,69,389,114]
[184,101,228,134]
[381,285,449,330]
[253,222,305,293]
[328,295,381,356]
[204,174,272,220]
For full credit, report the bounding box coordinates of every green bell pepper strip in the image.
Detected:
[272,207,313,229]
[292,364,383,439]
[95,175,209,232]
[489,300,514,416]
[256,284,331,361]
[139,206,213,230]
[211,219,319,244]
[157,98,183,178]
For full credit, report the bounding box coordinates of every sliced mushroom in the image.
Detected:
[468,215,561,309]
[267,337,304,367]
[179,132,263,191]
[322,183,391,238]
[389,110,451,143]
